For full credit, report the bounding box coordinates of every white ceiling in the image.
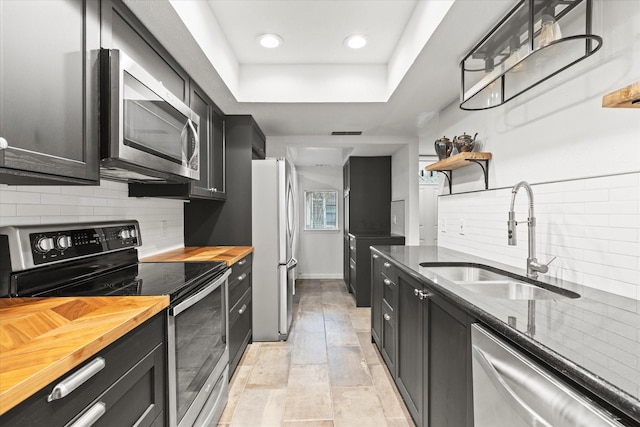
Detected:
[206,0,419,65]
[124,0,514,164]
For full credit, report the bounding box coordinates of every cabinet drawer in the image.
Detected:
[382,275,397,310]
[229,270,251,311]
[1,313,164,426]
[69,342,165,427]
[381,260,397,282]
[381,300,396,375]
[229,288,252,374]
[230,254,252,280]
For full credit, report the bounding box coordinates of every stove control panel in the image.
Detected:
[29,224,140,265]
[0,220,142,271]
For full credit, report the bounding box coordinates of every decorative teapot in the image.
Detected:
[453,132,478,153]
[434,136,453,160]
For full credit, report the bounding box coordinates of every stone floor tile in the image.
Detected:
[246,346,291,389]
[331,386,388,427]
[357,331,383,365]
[284,365,333,421]
[219,365,253,423]
[229,388,287,427]
[282,421,334,427]
[327,346,372,387]
[370,364,408,418]
[348,308,371,331]
[291,331,328,365]
[294,310,326,333]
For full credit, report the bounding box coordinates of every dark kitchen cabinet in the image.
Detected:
[101,0,189,103]
[251,126,266,160]
[348,233,405,307]
[185,115,264,246]
[343,156,391,235]
[396,270,427,424]
[427,294,473,427]
[128,82,226,200]
[371,253,475,427]
[228,254,253,377]
[0,0,100,185]
[343,156,396,291]
[1,313,166,426]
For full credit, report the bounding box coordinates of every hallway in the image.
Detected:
[218,279,415,427]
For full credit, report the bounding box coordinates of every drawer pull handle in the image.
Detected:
[383,278,392,287]
[350,265,355,270]
[383,262,391,268]
[237,273,247,282]
[48,357,106,402]
[238,304,248,315]
[238,259,247,266]
[384,313,391,321]
[372,254,379,259]
[350,246,355,250]
[68,402,106,427]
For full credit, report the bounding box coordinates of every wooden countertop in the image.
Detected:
[141,246,254,266]
[0,296,168,415]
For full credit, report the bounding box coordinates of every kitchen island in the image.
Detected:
[372,245,640,425]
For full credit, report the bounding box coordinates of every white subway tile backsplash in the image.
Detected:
[0,181,185,256]
[438,173,640,300]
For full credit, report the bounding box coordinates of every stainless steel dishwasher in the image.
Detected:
[471,324,626,427]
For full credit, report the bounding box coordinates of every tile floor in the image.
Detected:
[217,279,415,427]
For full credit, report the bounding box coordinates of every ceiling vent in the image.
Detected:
[331,131,362,136]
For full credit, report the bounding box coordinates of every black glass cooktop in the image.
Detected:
[28,261,227,302]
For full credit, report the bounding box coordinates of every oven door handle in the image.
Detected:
[170,269,230,316]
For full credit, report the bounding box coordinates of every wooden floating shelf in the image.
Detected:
[427,152,492,171]
[602,81,640,109]
[426,152,492,194]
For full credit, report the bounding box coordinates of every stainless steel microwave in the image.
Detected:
[99,49,199,182]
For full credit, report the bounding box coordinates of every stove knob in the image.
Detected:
[35,237,55,253]
[118,229,131,239]
[130,228,138,239]
[57,235,72,250]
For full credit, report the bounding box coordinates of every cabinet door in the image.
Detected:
[396,271,426,425]
[188,83,214,198]
[381,300,396,376]
[370,253,383,346]
[0,0,99,185]
[211,111,226,198]
[427,294,473,427]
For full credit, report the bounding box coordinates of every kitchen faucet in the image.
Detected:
[507,181,554,279]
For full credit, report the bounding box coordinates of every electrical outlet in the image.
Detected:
[459,219,465,235]
[161,220,168,237]
[393,215,397,225]
[440,218,447,233]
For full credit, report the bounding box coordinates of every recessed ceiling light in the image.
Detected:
[344,35,367,49]
[257,34,282,49]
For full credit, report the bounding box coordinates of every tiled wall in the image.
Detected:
[437,172,640,301]
[0,180,185,258]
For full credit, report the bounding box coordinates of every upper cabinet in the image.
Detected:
[250,124,267,160]
[0,0,100,185]
[100,0,189,103]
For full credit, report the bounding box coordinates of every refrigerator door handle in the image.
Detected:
[286,258,298,270]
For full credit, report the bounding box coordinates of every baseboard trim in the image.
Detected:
[297,273,343,280]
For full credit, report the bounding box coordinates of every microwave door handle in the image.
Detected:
[187,118,199,169]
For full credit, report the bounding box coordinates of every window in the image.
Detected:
[304,190,338,230]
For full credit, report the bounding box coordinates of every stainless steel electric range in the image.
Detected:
[0,220,230,427]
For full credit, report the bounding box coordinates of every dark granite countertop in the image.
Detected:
[371,245,640,424]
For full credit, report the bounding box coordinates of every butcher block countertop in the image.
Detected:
[141,246,254,266]
[0,296,168,415]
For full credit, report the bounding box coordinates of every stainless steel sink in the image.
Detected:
[420,265,579,300]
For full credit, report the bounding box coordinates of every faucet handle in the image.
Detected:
[530,256,556,275]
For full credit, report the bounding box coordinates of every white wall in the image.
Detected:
[0,181,185,258]
[295,166,343,279]
[391,142,421,244]
[434,0,640,299]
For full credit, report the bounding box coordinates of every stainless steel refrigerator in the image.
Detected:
[251,158,297,341]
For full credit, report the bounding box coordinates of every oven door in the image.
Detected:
[101,49,200,182]
[167,269,230,427]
